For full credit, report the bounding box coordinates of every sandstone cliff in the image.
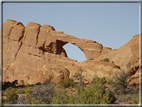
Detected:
[2,20,140,86]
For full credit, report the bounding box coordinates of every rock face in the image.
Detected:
[2,20,140,86]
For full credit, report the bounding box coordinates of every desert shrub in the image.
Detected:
[23,84,54,104]
[132,94,139,104]
[52,76,115,104]
[31,84,54,104]
[3,87,18,104]
[91,71,106,85]
[35,82,41,85]
[4,92,18,104]
[61,78,76,88]
[24,87,40,104]
[16,95,26,104]
[16,89,25,94]
[91,76,106,84]
[80,82,86,87]
[124,86,139,94]
[43,79,50,85]
[110,70,131,94]
[16,88,33,104]
[101,58,110,62]
[52,85,115,104]
[121,95,130,101]
[107,80,112,85]
[5,86,16,93]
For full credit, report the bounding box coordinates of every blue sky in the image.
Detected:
[2,2,139,62]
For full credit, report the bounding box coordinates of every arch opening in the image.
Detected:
[63,43,87,62]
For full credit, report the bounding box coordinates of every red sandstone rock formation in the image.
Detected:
[2,19,140,86]
[94,34,140,86]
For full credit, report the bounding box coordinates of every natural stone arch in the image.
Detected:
[42,36,103,61]
[53,38,103,61]
[63,43,87,62]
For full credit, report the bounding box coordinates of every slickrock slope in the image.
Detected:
[2,20,140,86]
[95,34,139,71]
[94,34,140,86]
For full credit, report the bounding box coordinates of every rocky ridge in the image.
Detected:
[2,19,140,86]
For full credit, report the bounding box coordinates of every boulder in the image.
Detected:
[28,64,70,85]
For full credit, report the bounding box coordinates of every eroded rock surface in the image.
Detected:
[2,20,140,86]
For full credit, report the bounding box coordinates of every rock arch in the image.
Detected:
[41,35,103,61]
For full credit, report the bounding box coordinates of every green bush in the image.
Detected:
[101,58,110,62]
[3,87,18,104]
[52,76,115,104]
[91,76,106,84]
[16,89,25,94]
[44,82,50,85]
[5,87,16,93]
[110,70,131,94]
[80,82,86,87]
[43,79,50,85]
[23,84,54,104]
[132,98,139,104]
[132,94,139,104]
[24,88,40,104]
[35,82,41,85]
[107,80,112,85]
[5,92,18,104]
[31,84,55,104]
[61,78,76,88]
